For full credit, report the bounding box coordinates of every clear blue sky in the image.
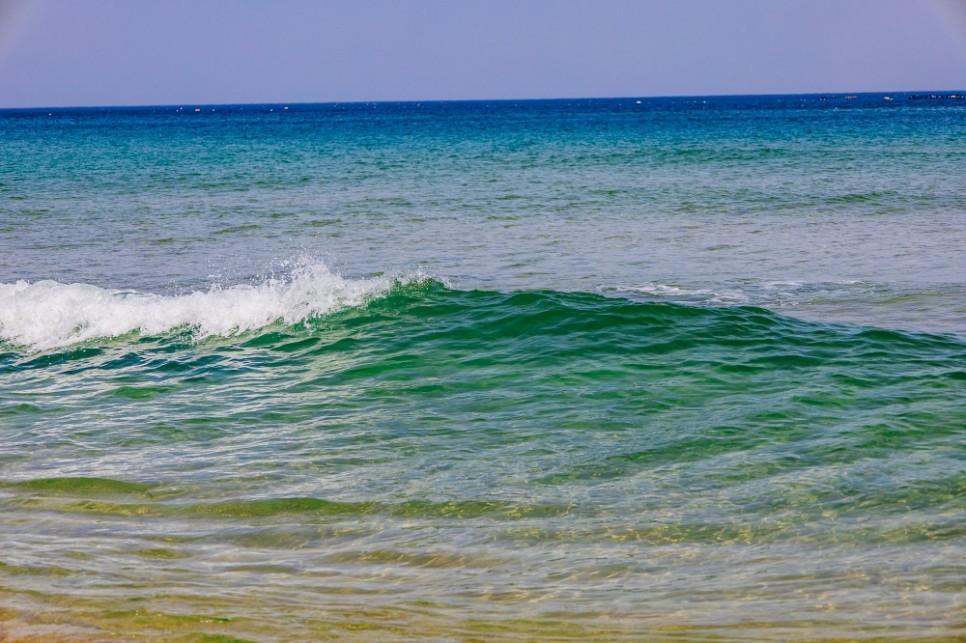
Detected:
[1,0,964,108]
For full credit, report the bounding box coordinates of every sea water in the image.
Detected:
[1,94,964,640]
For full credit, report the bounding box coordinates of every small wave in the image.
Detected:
[610,279,872,308]
[614,282,751,304]
[0,263,399,351]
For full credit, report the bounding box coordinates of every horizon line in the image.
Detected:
[2,88,964,111]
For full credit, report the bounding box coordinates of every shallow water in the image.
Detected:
[1,94,964,640]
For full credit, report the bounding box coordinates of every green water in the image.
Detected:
[2,281,965,639]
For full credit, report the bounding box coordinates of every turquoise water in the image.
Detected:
[1,94,965,640]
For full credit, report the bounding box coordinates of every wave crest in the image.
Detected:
[0,263,397,351]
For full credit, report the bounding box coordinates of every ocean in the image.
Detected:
[1,94,964,640]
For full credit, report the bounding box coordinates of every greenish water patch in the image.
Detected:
[11,495,578,522]
[215,224,259,234]
[0,402,42,416]
[826,190,896,204]
[0,561,77,577]
[132,548,193,560]
[189,635,257,643]
[196,497,373,518]
[19,346,104,368]
[110,384,177,400]
[5,477,150,496]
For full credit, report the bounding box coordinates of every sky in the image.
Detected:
[0,0,964,108]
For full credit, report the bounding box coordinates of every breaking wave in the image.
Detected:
[0,262,406,351]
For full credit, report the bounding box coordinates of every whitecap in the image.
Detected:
[0,262,396,351]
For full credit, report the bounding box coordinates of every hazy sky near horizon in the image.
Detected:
[1,0,965,108]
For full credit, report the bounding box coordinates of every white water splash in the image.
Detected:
[618,282,751,304]
[610,279,880,307]
[0,263,397,351]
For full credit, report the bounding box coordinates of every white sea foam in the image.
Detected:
[621,282,751,304]
[0,263,396,351]
[612,279,874,308]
